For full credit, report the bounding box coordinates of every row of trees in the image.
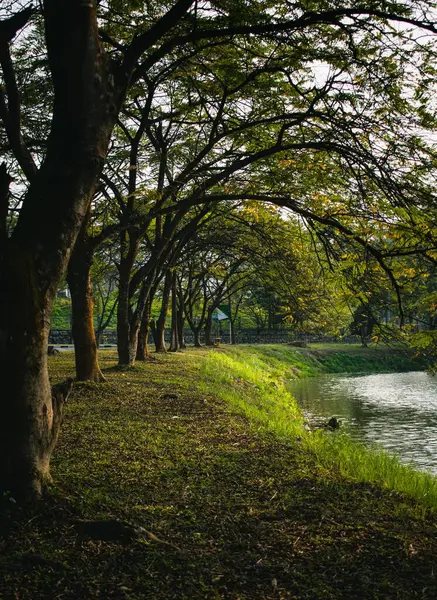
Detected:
[66,204,354,351]
[1,0,436,499]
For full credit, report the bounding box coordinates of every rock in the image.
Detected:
[327,416,341,429]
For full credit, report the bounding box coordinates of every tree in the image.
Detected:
[0,0,217,498]
[1,0,436,499]
[0,3,123,498]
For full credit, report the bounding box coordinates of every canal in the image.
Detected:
[288,371,437,475]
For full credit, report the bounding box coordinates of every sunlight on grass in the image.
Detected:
[200,346,437,511]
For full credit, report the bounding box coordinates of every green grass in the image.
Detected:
[1,346,437,599]
[200,345,437,512]
[219,342,425,377]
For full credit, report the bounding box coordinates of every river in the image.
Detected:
[288,371,437,475]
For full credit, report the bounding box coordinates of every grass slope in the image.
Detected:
[201,345,437,509]
[1,346,436,600]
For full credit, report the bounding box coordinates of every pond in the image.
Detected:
[288,371,437,475]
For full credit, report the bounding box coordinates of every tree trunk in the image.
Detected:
[193,328,202,347]
[137,284,157,362]
[178,311,186,349]
[169,271,179,352]
[0,4,124,497]
[116,235,139,366]
[176,281,186,349]
[136,310,151,361]
[155,321,167,352]
[150,319,158,349]
[0,248,74,498]
[155,271,171,352]
[125,274,156,364]
[204,315,214,346]
[67,213,105,382]
[230,318,237,344]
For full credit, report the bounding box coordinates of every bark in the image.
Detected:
[169,271,179,352]
[193,328,202,347]
[0,162,12,242]
[150,319,158,349]
[176,279,186,349]
[116,233,139,366]
[204,315,214,346]
[126,274,156,364]
[230,319,237,344]
[0,245,74,498]
[136,281,158,361]
[136,308,151,361]
[67,212,105,382]
[177,310,186,349]
[0,4,123,497]
[155,271,172,352]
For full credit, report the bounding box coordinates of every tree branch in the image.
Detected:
[0,5,36,44]
[0,43,38,182]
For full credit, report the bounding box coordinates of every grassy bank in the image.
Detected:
[1,346,437,599]
[210,343,426,379]
[201,344,437,511]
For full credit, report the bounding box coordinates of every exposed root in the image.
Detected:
[71,519,181,551]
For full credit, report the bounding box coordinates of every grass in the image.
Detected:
[1,345,437,599]
[201,345,437,510]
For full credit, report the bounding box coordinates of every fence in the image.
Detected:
[49,328,363,346]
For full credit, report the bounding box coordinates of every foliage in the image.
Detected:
[50,296,71,329]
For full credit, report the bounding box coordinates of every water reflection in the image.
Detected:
[288,372,437,475]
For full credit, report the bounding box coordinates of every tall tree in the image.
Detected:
[1,0,436,499]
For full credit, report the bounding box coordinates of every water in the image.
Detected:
[288,371,437,475]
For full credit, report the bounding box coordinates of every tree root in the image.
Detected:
[71,519,181,551]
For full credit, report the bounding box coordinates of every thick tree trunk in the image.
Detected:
[67,214,104,382]
[0,249,73,498]
[0,4,124,497]
[150,319,158,349]
[154,321,167,352]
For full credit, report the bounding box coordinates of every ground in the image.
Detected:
[1,348,436,599]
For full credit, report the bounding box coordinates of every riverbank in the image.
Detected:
[201,344,437,507]
[214,343,427,378]
[1,346,436,599]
